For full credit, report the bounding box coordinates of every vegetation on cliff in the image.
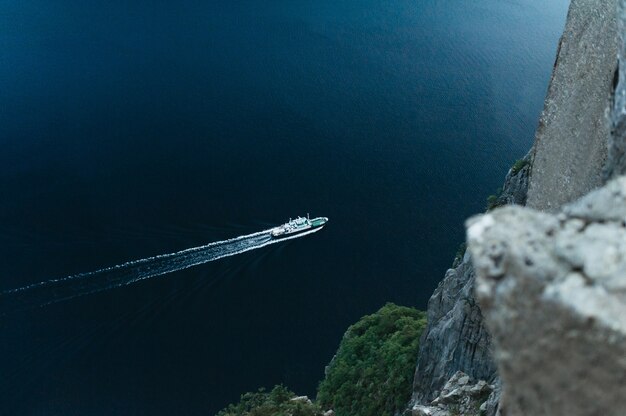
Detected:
[486,188,504,211]
[510,158,530,176]
[317,303,427,416]
[215,303,426,416]
[216,385,323,416]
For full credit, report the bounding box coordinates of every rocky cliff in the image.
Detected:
[409,158,530,406]
[526,0,617,211]
[468,178,626,416]
[462,1,626,413]
[606,0,626,178]
[410,0,620,414]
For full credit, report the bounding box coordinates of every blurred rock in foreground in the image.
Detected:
[467,177,626,416]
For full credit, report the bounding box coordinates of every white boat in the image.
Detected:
[270,215,328,238]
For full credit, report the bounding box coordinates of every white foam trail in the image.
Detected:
[1,226,324,314]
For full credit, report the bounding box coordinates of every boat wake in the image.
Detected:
[0,226,324,315]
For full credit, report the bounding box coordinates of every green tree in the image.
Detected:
[316,303,427,416]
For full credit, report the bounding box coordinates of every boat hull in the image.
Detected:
[271,225,323,239]
[270,216,328,239]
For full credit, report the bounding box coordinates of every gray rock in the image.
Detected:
[482,382,501,416]
[410,154,530,405]
[467,177,626,416]
[439,388,462,404]
[411,405,450,416]
[410,254,496,404]
[290,395,313,405]
[457,375,469,386]
[412,0,620,412]
[410,371,493,416]
[468,380,489,396]
[564,175,626,221]
[606,0,626,178]
[495,151,531,207]
[526,0,617,211]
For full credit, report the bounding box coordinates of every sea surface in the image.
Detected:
[1,1,569,414]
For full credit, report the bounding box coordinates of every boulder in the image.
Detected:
[467,177,626,415]
[410,371,493,416]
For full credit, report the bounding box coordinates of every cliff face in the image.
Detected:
[606,0,626,178]
[464,2,626,413]
[410,158,530,406]
[526,0,617,211]
[410,0,619,413]
[410,253,492,404]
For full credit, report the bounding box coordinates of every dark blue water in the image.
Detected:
[1,1,568,414]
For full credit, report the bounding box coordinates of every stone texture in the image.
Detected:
[410,371,493,416]
[494,152,531,207]
[410,158,530,406]
[290,396,313,405]
[467,177,626,416]
[412,0,621,413]
[526,0,617,211]
[606,0,626,178]
[411,405,449,416]
[410,254,496,404]
[481,382,501,416]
